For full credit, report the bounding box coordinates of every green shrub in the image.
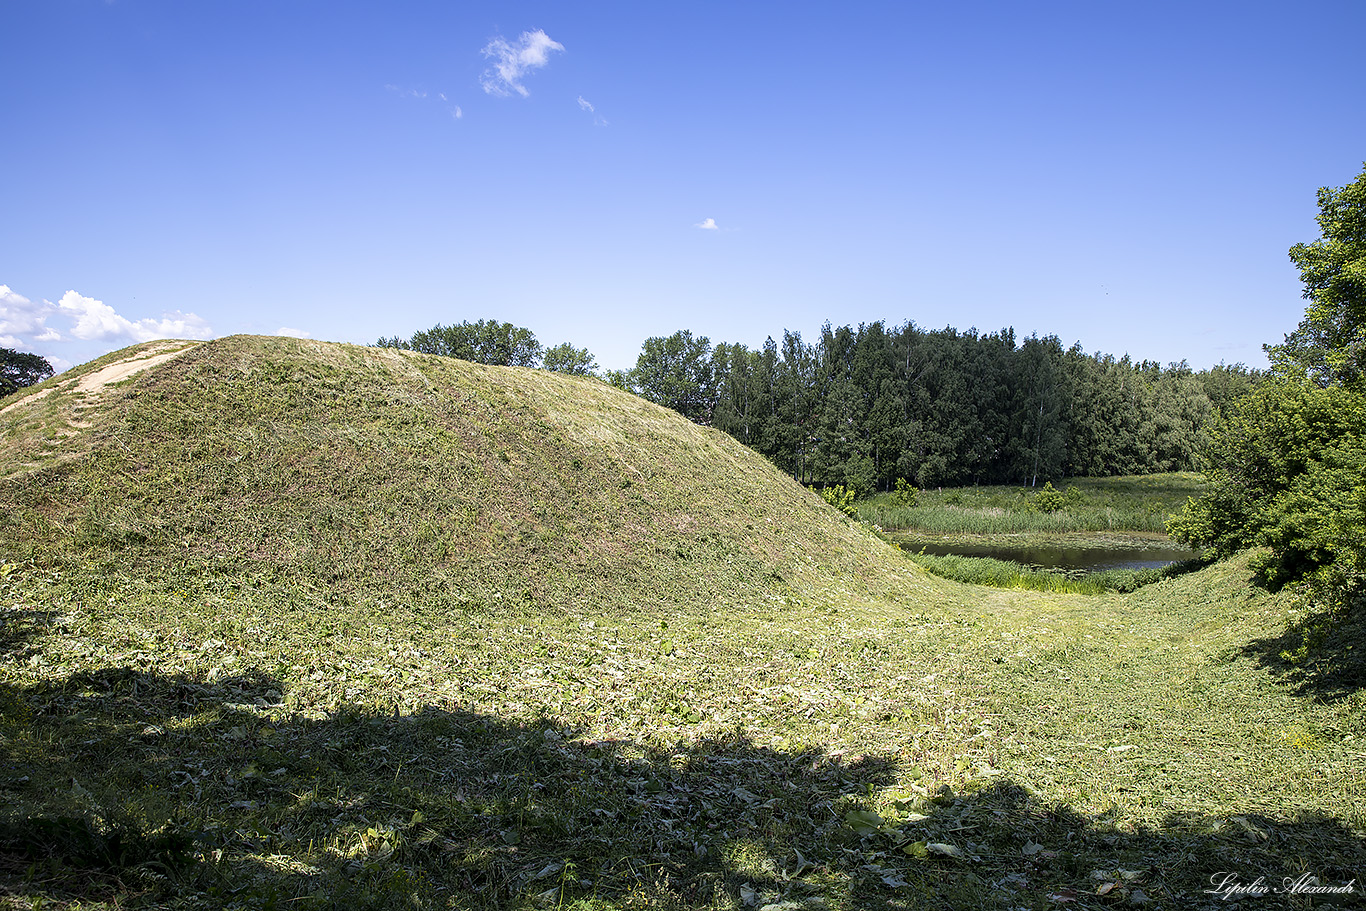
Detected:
[1035,481,1066,512]
[820,484,857,517]
[892,477,919,507]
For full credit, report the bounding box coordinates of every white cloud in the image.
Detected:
[577,96,594,112]
[57,290,213,343]
[480,30,564,97]
[695,218,719,230]
[452,106,463,120]
[0,284,60,344]
[275,327,311,339]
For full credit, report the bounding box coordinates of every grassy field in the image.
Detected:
[1,339,1362,910]
[859,476,1207,594]
[857,474,1207,535]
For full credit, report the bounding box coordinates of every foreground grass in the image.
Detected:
[1,340,1361,909]
[2,552,1363,910]
[858,474,1206,534]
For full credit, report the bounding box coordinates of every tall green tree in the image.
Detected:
[776,330,817,481]
[1171,165,1366,612]
[1272,162,1366,386]
[1009,334,1068,486]
[1,347,54,397]
[542,342,598,376]
[633,330,716,423]
[378,320,542,367]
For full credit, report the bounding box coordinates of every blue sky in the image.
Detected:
[3,1,1364,374]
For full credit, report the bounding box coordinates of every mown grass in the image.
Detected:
[3,552,1362,910]
[1,338,1362,910]
[858,474,1206,534]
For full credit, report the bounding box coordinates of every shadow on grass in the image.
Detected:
[1239,596,1366,701]
[0,603,57,659]
[3,665,1365,909]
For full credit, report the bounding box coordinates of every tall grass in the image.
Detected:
[858,473,1205,534]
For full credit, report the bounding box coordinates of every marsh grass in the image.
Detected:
[858,474,1206,534]
[0,338,1362,910]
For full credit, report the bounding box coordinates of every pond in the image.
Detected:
[888,532,1199,573]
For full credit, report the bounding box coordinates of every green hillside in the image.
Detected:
[0,336,928,614]
[1,337,1362,910]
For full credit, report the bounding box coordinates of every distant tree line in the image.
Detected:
[622,323,1259,491]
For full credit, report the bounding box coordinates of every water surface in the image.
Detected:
[891,533,1198,573]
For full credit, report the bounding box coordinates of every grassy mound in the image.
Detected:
[0,335,925,615]
[1,338,1362,909]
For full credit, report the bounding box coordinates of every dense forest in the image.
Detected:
[625,322,1258,492]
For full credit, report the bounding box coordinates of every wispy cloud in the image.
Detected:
[275,327,311,339]
[480,29,564,97]
[577,95,608,125]
[386,83,464,124]
[695,218,719,230]
[57,290,213,343]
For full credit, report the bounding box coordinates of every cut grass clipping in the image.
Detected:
[1,337,1363,910]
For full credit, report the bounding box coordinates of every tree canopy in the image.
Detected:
[632,330,716,424]
[1271,162,1366,386]
[377,320,543,367]
[1,347,54,398]
[377,321,601,377]
[1170,165,1366,614]
[614,323,1241,492]
[542,342,599,376]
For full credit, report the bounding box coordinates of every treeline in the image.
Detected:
[378,318,1259,492]
[377,320,599,376]
[624,322,1257,492]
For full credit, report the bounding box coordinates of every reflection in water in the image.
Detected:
[899,539,1198,572]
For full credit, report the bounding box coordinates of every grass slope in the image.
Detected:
[1,338,1363,910]
[0,336,925,614]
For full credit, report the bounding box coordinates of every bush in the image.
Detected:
[892,477,919,507]
[1035,481,1066,512]
[820,485,857,517]
[1168,377,1366,598]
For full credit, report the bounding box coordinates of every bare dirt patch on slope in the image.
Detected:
[0,339,202,477]
[72,339,201,398]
